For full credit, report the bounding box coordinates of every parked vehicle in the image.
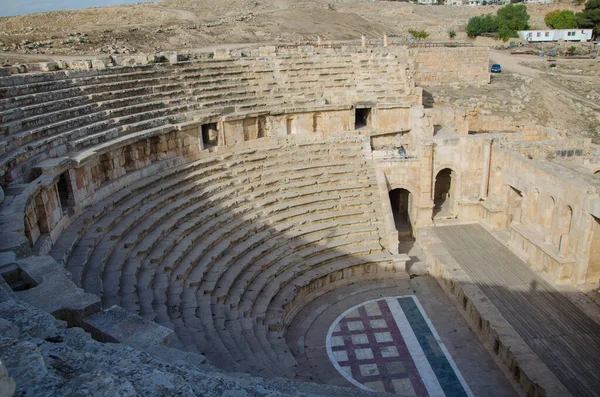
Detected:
[491,64,502,73]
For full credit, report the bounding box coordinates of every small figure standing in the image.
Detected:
[398,145,407,159]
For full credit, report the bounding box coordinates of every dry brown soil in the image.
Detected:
[0,0,577,60]
[0,0,598,140]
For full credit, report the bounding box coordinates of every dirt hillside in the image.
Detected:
[0,0,597,142]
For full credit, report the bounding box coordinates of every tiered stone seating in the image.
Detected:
[0,52,412,184]
[51,136,396,378]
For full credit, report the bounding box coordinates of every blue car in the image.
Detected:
[491,64,502,73]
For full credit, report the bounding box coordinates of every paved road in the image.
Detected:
[435,224,600,397]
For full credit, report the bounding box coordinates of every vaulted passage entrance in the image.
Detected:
[389,188,412,239]
[433,168,453,218]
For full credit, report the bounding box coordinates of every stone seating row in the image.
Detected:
[0,50,408,164]
[1,52,405,108]
[78,144,378,372]
[1,53,408,127]
[53,140,368,281]
[0,74,364,184]
[51,136,392,378]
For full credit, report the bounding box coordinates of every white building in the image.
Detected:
[445,0,465,5]
[518,29,593,42]
[524,0,553,4]
[418,0,439,4]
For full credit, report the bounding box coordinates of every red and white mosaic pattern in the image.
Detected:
[327,299,427,395]
[326,296,472,396]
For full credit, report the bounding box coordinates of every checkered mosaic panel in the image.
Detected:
[328,297,471,396]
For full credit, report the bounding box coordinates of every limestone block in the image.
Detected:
[259,46,276,57]
[91,60,106,70]
[213,49,231,59]
[168,52,186,63]
[0,360,15,397]
[67,60,92,70]
[0,233,31,260]
[83,306,174,349]
[0,67,10,77]
[15,256,101,327]
[39,62,59,72]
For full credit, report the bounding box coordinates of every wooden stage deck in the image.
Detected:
[434,224,600,397]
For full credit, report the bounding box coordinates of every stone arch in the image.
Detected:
[388,188,413,239]
[558,205,573,235]
[543,196,555,229]
[507,186,523,225]
[433,167,456,217]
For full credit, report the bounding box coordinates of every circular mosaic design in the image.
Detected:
[326,296,473,396]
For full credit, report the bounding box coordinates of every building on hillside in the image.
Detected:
[524,0,553,4]
[446,0,465,5]
[518,29,593,42]
[418,0,439,4]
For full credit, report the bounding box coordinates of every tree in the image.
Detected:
[496,4,530,41]
[545,10,578,29]
[466,14,499,37]
[576,0,600,35]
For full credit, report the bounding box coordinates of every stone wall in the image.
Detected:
[486,147,600,284]
[410,47,490,87]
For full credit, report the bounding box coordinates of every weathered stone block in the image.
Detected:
[15,256,101,327]
[83,305,174,349]
[0,232,31,259]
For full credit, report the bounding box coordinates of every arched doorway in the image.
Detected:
[389,188,412,239]
[433,168,454,217]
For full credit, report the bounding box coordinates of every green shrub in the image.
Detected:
[448,29,457,39]
[408,29,430,39]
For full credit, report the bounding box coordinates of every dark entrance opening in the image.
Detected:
[57,171,73,209]
[355,108,371,129]
[433,168,453,217]
[389,188,412,239]
[202,123,219,148]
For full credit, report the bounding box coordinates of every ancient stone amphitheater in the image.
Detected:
[0,44,599,397]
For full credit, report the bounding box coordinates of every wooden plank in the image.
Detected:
[435,224,600,397]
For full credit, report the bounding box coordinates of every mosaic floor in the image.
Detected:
[326,296,473,396]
